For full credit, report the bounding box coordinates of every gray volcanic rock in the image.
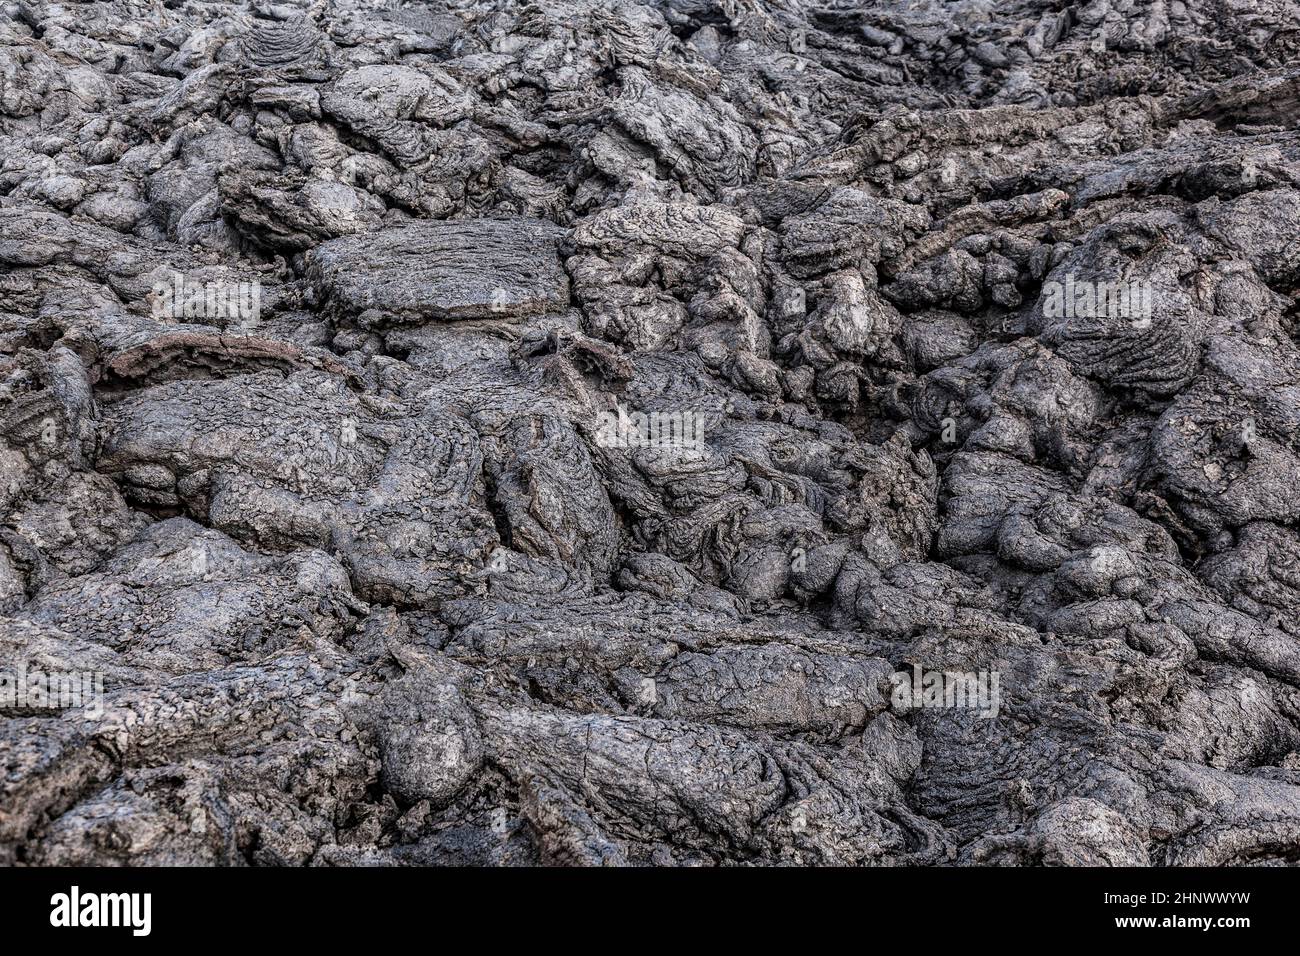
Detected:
[307,218,570,323]
[4,0,1300,870]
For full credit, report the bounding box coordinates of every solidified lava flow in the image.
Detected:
[4,0,1300,867]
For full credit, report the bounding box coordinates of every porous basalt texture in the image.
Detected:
[4,0,1300,867]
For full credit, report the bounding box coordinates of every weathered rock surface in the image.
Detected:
[4,0,1300,868]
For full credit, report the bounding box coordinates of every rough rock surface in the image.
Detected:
[4,0,1300,867]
